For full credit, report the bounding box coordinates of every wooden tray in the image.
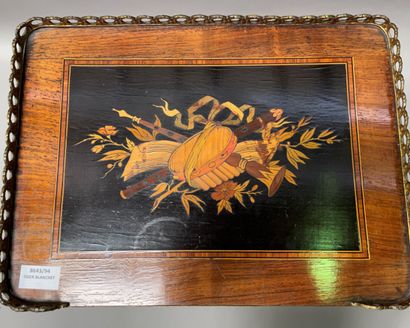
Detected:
[1,14,409,311]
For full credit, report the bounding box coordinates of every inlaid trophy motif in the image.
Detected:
[78,95,339,216]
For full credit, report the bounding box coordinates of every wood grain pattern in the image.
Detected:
[8,24,410,306]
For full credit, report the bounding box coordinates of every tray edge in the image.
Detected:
[0,13,408,311]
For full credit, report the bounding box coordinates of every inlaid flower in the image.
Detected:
[98,125,118,136]
[211,181,238,201]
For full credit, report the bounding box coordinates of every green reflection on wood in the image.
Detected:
[309,259,339,303]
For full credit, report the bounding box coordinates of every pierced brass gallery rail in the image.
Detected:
[0,14,408,311]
